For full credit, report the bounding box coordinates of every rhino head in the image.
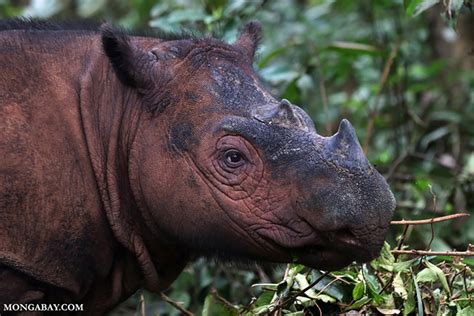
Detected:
[102,21,395,273]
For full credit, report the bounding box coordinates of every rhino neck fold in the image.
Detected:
[78,40,167,292]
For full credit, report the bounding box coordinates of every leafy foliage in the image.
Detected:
[1,0,472,314]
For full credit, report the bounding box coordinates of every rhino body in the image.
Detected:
[0,19,395,313]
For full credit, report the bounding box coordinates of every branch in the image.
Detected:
[160,292,194,316]
[390,213,469,225]
[210,288,237,308]
[391,250,474,257]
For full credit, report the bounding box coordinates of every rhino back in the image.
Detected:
[0,30,115,299]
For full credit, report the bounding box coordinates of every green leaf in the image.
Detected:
[363,265,383,301]
[393,273,408,300]
[393,258,419,273]
[202,292,239,316]
[250,304,274,315]
[253,290,274,307]
[411,267,424,316]
[309,271,347,302]
[294,273,316,297]
[288,264,306,277]
[462,258,474,267]
[371,242,396,272]
[425,261,451,296]
[313,293,337,304]
[294,274,337,303]
[458,306,474,316]
[414,178,431,192]
[353,282,365,301]
[346,296,372,310]
[403,281,416,316]
[276,280,291,300]
[406,0,440,16]
[416,268,438,283]
[406,0,423,15]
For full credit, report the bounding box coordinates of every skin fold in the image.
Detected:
[0,19,395,313]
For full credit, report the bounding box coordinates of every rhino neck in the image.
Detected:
[78,38,186,292]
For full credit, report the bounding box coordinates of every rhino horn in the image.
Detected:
[274,99,300,125]
[326,119,370,171]
[253,99,316,133]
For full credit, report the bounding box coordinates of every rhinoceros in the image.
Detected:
[0,18,395,313]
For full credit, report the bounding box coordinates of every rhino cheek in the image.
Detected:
[194,174,315,261]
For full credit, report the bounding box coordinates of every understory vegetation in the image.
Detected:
[2,0,473,314]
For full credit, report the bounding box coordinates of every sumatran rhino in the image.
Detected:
[0,19,395,313]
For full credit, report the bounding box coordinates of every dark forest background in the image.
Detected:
[1,0,473,314]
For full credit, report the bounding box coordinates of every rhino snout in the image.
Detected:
[294,183,394,269]
[304,170,395,255]
[292,119,396,267]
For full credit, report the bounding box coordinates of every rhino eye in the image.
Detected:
[224,149,245,168]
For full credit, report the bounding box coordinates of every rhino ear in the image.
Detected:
[100,23,156,89]
[234,20,262,60]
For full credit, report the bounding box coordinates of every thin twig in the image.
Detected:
[449,266,467,292]
[463,269,471,299]
[391,250,474,257]
[139,292,145,316]
[314,301,323,316]
[428,184,438,212]
[210,288,236,308]
[160,292,194,316]
[315,275,344,297]
[428,221,436,250]
[363,41,401,154]
[426,185,437,249]
[390,213,469,225]
[396,225,411,252]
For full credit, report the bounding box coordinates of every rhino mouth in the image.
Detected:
[289,228,383,271]
[254,217,387,270]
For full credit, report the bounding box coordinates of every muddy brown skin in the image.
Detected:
[0,19,395,313]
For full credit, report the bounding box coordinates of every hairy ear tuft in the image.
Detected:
[234,20,262,61]
[100,23,154,88]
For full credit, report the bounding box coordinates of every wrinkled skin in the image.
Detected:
[0,19,395,313]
